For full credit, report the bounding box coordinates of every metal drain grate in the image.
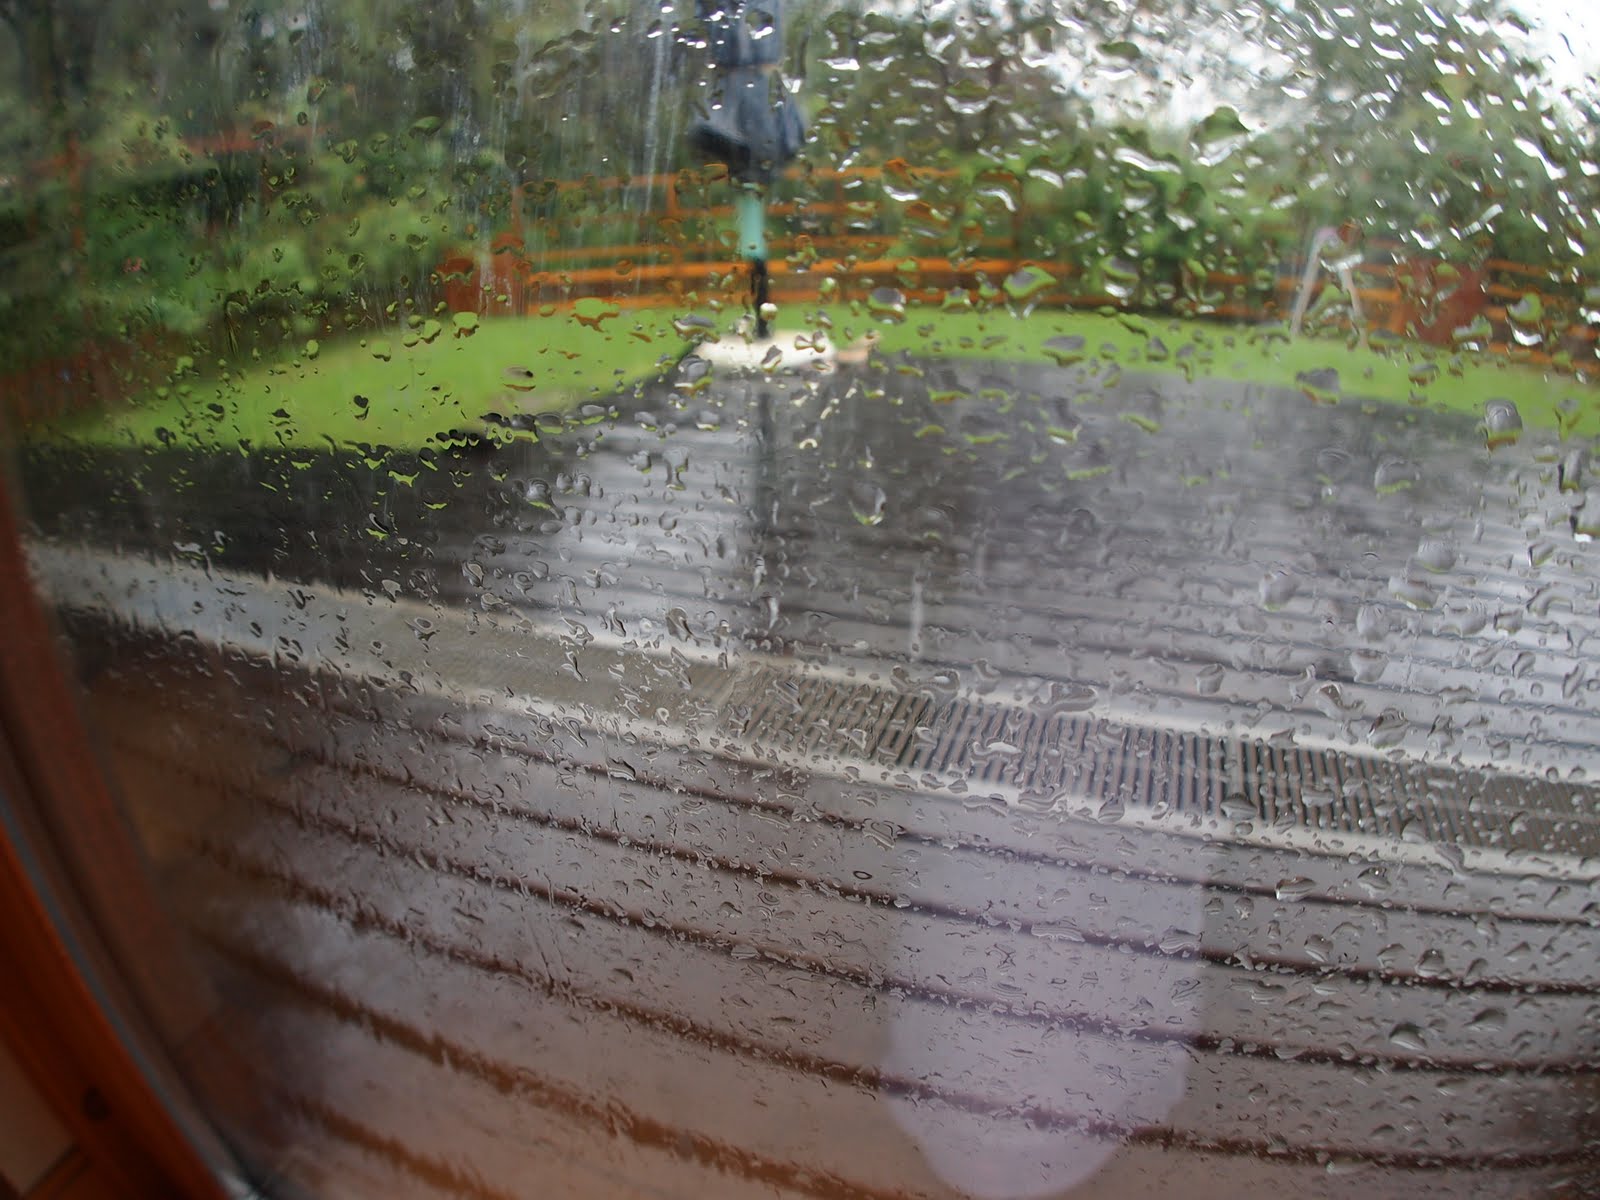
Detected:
[720,666,1598,858]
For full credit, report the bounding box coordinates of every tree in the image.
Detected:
[1256,0,1592,266]
[0,0,99,118]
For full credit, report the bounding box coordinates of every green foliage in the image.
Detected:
[0,101,463,370]
[0,0,1595,387]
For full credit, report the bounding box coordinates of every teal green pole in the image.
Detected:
[736,187,771,337]
[736,188,768,260]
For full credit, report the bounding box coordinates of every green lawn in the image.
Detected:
[35,297,1600,451]
[41,300,678,452]
[810,303,1600,441]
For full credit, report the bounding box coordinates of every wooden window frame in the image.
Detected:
[0,474,234,1200]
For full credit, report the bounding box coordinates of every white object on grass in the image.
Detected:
[692,331,839,374]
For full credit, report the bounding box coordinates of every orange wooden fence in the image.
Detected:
[438,166,1597,369]
[5,159,1594,435]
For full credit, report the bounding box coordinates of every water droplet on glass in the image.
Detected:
[1506,292,1543,326]
[1415,949,1448,978]
[1300,784,1339,810]
[868,287,907,324]
[1349,650,1389,683]
[1220,793,1257,822]
[1389,574,1439,611]
[1191,105,1249,164]
[1355,603,1388,641]
[665,608,693,641]
[1275,877,1315,902]
[1302,935,1333,963]
[1483,399,1522,449]
[1259,568,1299,610]
[1295,367,1339,403]
[1467,1008,1507,1033]
[674,313,716,340]
[1374,458,1419,495]
[848,482,887,527]
[1003,265,1055,315]
[1043,335,1086,366]
[1388,1023,1428,1052]
[1414,538,1457,573]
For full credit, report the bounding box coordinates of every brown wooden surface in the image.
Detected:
[24,1150,127,1200]
[0,475,227,1200]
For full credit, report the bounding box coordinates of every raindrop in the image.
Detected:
[1388,1023,1428,1052]
[665,608,693,640]
[1415,949,1448,978]
[673,313,717,340]
[1042,335,1086,366]
[1466,1008,1507,1032]
[1220,793,1257,822]
[848,482,887,527]
[1191,105,1249,164]
[1349,651,1389,683]
[1558,449,1586,493]
[1099,39,1142,61]
[1506,292,1543,327]
[868,287,907,324]
[1302,935,1333,963]
[1003,265,1056,314]
[1355,603,1388,640]
[1572,490,1600,541]
[1367,711,1409,748]
[1295,367,1340,403]
[1259,568,1299,610]
[1389,574,1438,610]
[1275,877,1315,902]
[1158,928,1201,955]
[1312,448,1350,483]
[1374,458,1419,495]
[1101,257,1140,300]
[1300,784,1338,810]
[503,367,538,392]
[1414,538,1458,573]
[1483,399,1522,449]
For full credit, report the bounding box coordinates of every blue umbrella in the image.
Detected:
[689,0,804,339]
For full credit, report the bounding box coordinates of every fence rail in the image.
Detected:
[6,155,1596,432]
[441,166,1598,371]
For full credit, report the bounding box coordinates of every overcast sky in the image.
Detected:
[1052,0,1600,130]
[1503,0,1600,93]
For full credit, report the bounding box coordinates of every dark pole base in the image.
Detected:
[750,257,771,339]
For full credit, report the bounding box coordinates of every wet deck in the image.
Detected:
[23,351,1600,1198]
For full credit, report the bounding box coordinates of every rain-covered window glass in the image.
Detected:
[4,0,1600,1196]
